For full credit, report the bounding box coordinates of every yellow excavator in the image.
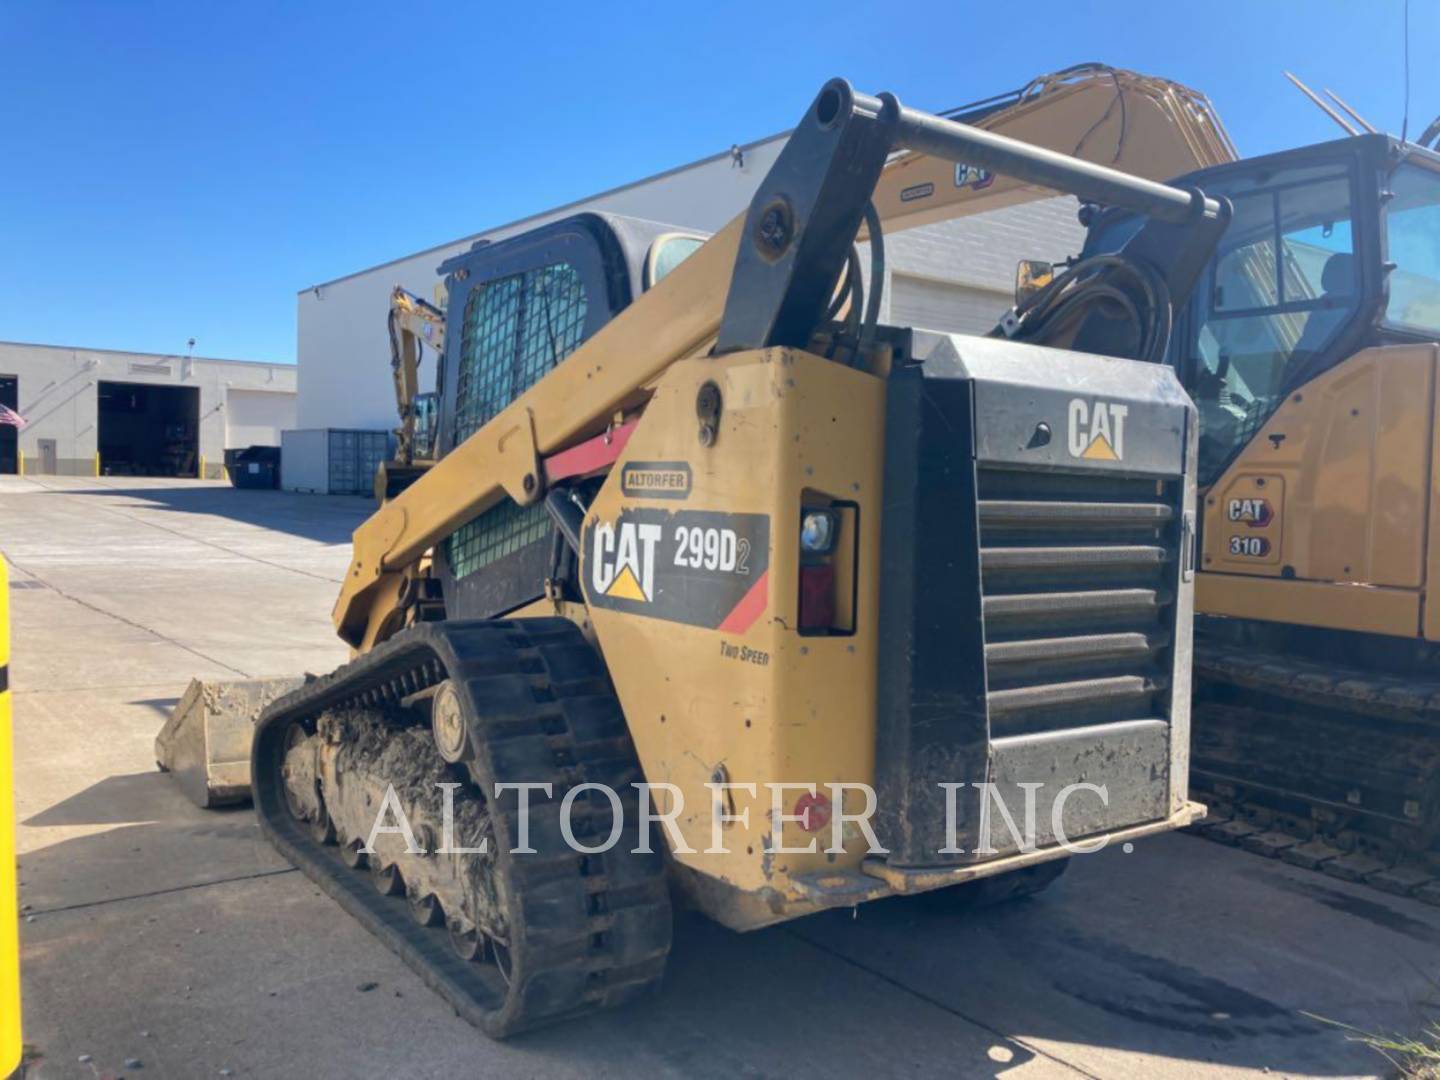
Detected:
[146,65,1239,1038]
[1025,89,1440,898]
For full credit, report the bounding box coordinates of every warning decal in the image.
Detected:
[583,508,770,632]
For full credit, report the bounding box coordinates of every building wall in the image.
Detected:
[226,387,297,448]
[883,196,1084,301]
[0,342,296,478]
[887,274,1013,336]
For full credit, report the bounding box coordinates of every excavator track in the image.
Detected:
[251,617,671,1038]
[1190,639,1440,902]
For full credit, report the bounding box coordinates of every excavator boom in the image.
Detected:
[388,286,446,467]
[873,62,1236,233]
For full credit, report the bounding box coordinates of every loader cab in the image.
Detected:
[429,213,705,619]
[1081,133,1440,485]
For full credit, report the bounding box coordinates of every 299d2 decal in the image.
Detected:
[583,508,770,633]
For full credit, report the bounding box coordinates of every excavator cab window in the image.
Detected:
[1190,163,1360,481]
[1078,137,1423,487]
[1384,162,1440,334]
[412,391,438,460]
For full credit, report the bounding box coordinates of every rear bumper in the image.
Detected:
[686,801,1206,931]
[857,799,1205,895]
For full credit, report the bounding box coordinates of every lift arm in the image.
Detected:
[334,67,1234,647]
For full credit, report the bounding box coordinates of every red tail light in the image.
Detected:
[798,564,836,630]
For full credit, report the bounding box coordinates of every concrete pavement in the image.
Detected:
[4,476,1435,1079]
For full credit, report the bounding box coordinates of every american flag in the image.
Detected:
[0,404,26,429]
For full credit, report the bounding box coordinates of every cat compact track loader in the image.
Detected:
[134,64,1241,1037]
[1055,117,1440,898]
[239,73,1230,1038]
[160,64,1237,814]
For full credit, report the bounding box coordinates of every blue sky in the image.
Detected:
[2,1,1434,363]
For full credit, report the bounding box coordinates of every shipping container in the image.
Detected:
[280,428,389,495]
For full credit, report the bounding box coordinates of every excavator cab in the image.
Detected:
[1081,133,1440,489]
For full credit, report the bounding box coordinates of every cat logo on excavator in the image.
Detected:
[1067,398,1129,462]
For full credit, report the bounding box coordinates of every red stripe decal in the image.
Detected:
[542,419,638,484]
[716,570,769,635]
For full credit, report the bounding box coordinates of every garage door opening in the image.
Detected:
[98,382,199,477]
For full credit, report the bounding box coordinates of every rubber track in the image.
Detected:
[252,618,671,1037]
[1191,640,1440,904]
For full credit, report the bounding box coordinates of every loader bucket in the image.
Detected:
[155,677,303,808]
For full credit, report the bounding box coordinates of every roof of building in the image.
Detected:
[0,340,290,369]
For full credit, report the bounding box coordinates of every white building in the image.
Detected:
[296,132,1084,437]
[0,341,296,479]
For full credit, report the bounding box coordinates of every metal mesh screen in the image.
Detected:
[451,263,588,443]
[446,499,552,580]
[446,262,588,579]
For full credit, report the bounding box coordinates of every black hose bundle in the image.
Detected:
[999,254,1173,365]
[823,202,886,368]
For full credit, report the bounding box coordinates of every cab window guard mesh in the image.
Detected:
[452,263,588,444]
[446,262,588,579]
[447,499,552,580]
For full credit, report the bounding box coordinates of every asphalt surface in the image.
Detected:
[6,476,1437,1079]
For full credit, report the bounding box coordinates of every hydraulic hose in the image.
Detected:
[1000,254,1173,365]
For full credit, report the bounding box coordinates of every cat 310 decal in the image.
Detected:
[583,509,770,633]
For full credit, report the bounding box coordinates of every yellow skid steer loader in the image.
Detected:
[163,68,1233,1037]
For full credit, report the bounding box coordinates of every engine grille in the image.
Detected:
[977,466,1181,740]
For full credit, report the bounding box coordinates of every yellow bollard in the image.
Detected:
[0,558,19,1076]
